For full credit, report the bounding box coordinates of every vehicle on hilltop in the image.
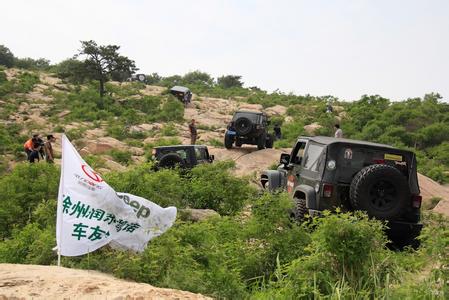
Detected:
[224,110,273,150]
[261,136,423,248]
[152,145,214,169]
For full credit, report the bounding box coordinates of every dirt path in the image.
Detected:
[0,264,210,300]
[209,146,288,177]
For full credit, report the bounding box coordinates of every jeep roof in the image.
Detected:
[232,110,266,121]
[298,136,397,150]
[170,86,190,94]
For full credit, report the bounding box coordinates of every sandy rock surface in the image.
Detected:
[0,264,211,300]
[418,173,449,217]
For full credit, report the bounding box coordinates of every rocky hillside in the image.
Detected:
[1,69,448,216]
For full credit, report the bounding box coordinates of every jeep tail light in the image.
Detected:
[412,195,422,209]
[373,159,385,164]
[323,184,333,198]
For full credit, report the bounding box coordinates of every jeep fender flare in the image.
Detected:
[293,185,317,210]
[261,170,284,191]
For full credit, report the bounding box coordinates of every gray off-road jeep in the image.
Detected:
[224,110,274,150]
[153,145,214,169]
[261,136,423,248]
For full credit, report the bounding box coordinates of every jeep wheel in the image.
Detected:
[292,198,307,222]
[350,164,409,219]
[257,134,266,150]
[235,140,242,147]
[235,117,252,135]
[265,134,274,148]
[224,134,234,149]
[159,153,185,169]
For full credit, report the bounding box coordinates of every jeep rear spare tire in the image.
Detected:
[350,164,409,219]
[158,153,185,169]
[234,117,252,135]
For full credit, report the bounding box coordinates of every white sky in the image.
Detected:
[1,0,448,101]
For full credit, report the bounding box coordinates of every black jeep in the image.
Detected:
[261,136,423,248]
[170,86,192,105]
[153,145,214,169]
[224,110,274,150]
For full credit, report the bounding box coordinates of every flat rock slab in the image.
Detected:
[0,264,211,300]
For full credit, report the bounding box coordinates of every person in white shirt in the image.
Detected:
[334,124,343,138]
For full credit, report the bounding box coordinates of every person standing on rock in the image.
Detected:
[44,134,56,163]
[273,124,282,140]
[189,119,198,145]
[334,124,343,138]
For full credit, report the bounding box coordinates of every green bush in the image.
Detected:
[185,161,254,215]
[254,212,392,298]
[0,163,59,238]
[109,149,133,165]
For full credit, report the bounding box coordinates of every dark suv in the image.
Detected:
[153,145,214,169]
[224,110,273,150]
[261,136,423,248]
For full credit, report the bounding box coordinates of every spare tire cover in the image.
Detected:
[349,164,410,219]
[158,153,185,168]
[235,117,252,135]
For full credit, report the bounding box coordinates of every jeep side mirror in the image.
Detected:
[280,153,290,165]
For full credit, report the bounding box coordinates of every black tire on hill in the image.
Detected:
[234,117,252,135]
[257,133,266,150]
[265,134,274,148]
[292,197,307,222]
[350,164,410,219]
[158,153,185,169]
[224,134,234,149]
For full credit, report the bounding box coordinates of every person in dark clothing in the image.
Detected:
[44,134,56,163]
[189,119,198,145]
[273,124,282,140]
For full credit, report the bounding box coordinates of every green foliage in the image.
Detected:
[185,161,254,215]
[217,75,244,89]
[160,123,178,136]
[181,70,214,86]
[0,45,15,68]
[145,72,162,85]
[0,71,39,97]
[0,223,55,264]
[14,57,50,70]
[109,149,133,165]
[0,163,59,238]
[106,161,252,215]
[76,40,138,97]
[53,58,88,84]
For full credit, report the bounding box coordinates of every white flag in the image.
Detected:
[56,134,177,256]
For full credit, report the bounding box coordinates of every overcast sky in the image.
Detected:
[1,0,448,101]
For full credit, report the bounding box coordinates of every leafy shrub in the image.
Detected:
[0,45,15,67]
[161,123,178,136]
[109,149,133,165]
[254,212,391,298]
[106,164,187,208]
[185,161,254,215]
[0,163,59,238]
